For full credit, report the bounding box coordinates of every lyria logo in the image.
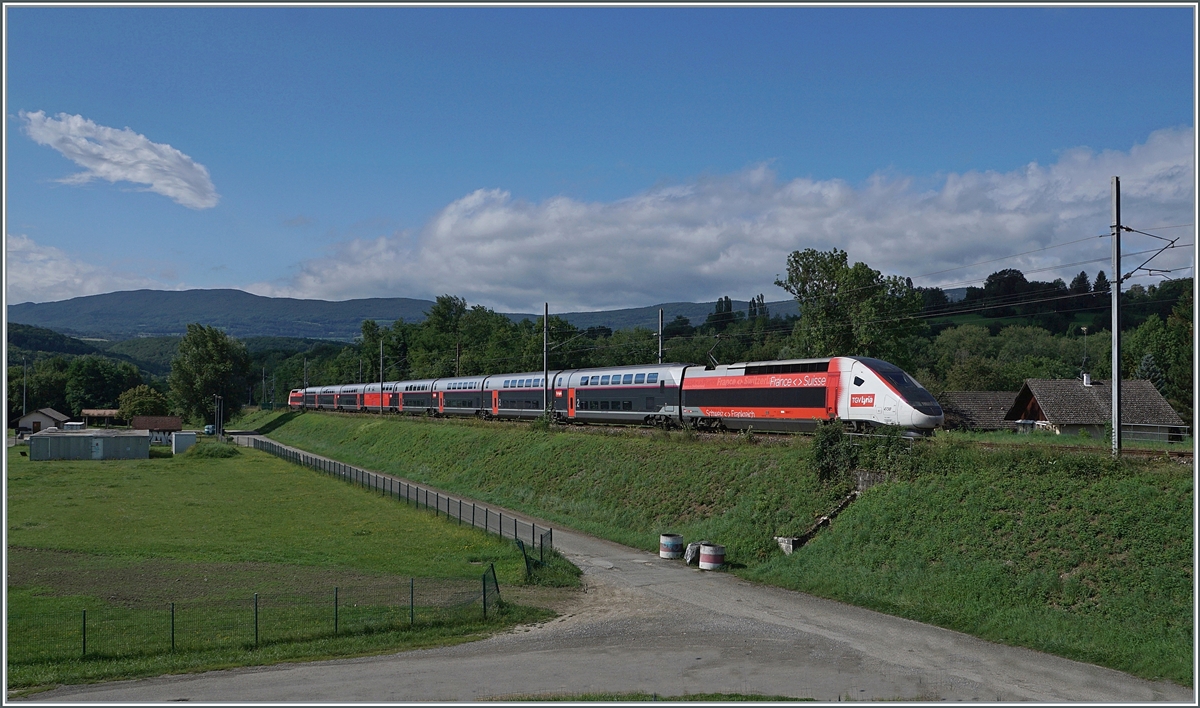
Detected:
[850,393,875,407]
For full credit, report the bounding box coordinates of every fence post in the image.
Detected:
[410,577,414,626]
[472,503,476,528]
[482,572,487,620]
[435,492,439,517]
[171,602,175,652]
[499,511,503,538]
[254,593,259,647]
[82,609,86,657]
[334,586,338,635]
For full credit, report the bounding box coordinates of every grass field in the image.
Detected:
[6,439,558,689]
[237,408,1194,686]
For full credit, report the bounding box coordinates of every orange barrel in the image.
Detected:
[659,533,684,559]
[699,543,725,570]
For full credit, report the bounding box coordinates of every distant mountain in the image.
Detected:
[7,289,438,341]
[8,289,800,342]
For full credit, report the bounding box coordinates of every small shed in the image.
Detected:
[131,416,183,445]
[171,431,197,455]
[17,408,70,435]
[29,429,151,461]
[938,391,1019,431]
[1004,378,1188,442]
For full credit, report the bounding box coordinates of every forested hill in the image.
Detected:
[7,288,802,341]
[7,289,440,340]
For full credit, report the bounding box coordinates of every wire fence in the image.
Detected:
[9,572,496,664]
[244,437,554,555]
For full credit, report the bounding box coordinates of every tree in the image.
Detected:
[64,356,143,415]
[662,315,694,340]
[169,324,251,423]
[775,248,925,368]
[118,384,170,419]
[1069,271,1091,295]
[1133,353,1166,395]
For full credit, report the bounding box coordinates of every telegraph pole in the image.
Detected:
[23,357,27,417]
[658,308,664,364]
[380,338,384,414]
[543,302,549,414]
[1111,176,1122,457]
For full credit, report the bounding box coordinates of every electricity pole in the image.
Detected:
[658,308,664,364]
[543,302,549,414]
[262,367,266,410]
[380,338,384,414]
[1110,176,1122,457]
[23,357,28,417]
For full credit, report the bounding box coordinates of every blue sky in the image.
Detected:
[4,5,1195,311]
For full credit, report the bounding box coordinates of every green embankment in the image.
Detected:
[242,409,1194,686]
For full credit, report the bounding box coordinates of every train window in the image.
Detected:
[600,400,610,410]
[557,377,563,386]
[646,397,655,409]
[622,374,633,385]
[647,373,659,384]
[635,373,645,384]
[622,400,633,411]
[589,376,599,385]
[578,378,587,386]
[601,375,610,385]
[853,376,864,387]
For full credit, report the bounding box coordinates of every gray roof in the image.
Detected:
[938,391,1019,430]
[1004,379,1185,426]
[24,408,71,423]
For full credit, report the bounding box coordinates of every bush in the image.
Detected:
[810,419,855,482]
[186,443,241,458]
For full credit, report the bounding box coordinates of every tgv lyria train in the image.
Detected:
[289,356,944,432]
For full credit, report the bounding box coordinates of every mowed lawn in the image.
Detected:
[6,442,544,689]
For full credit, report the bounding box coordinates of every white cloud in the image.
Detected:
[4,234,180,304]
[21,111,219,209]
[256,125,1192,312]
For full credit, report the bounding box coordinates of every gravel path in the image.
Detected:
[23,438,1194,703]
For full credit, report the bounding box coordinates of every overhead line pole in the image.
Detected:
[543,302,549,415]
[658,308,663,364]
[1111,176,1122,457]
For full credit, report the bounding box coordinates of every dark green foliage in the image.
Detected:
[6,322,100,356]
[118,384,170,419]
[63,356,144,415]
[809,419,855,482]
[1133,353,1166,394]
[774,248,926,369]
[168,324,251,423]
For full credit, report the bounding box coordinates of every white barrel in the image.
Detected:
[699,543,725,570]
[659,533,684,559]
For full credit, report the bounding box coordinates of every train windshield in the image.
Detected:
[857,358,941,412]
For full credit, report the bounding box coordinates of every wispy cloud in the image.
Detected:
[4,234,182,304]
[20,111,219,209]
[249,127,1194,312]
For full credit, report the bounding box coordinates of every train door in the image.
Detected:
[492,390,499,415]
[437,392,444,414]
[567,388,576,418]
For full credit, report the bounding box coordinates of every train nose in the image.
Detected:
[909,409,943,430]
